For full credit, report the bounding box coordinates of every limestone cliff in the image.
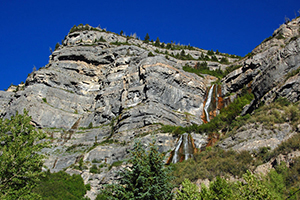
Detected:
[0,26,223,131]
[1,19,300,199]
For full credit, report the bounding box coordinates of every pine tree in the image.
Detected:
[155,37,160,47]
[98,140,173,199]
[144,33,150,43]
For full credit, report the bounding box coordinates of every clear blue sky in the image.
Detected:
[1,0,300,90]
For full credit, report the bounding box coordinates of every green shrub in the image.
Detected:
[108,160,123,170]
[85,183,91,191]
[176,179,201,200]
[88,122,93,129]
[34,170,87,199]
[55,42,60,50]
[90,164,100,174]
[183,64,224,79]
[148,52,155,57]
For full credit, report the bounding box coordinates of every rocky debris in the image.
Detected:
[218,123,295,151]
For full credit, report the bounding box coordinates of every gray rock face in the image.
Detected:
[0,91,14,114]
[1,35,208,131]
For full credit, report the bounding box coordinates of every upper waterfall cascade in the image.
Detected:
[204,85,215,122]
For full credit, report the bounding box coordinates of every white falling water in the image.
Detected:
[171,133,195,163]
[204,85,215,122]
[172,135,183,163]
[183,133,190,160]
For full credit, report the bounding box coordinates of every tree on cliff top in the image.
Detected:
[97,140,173,200]
[144,33,150,43]
[0,110,48,199]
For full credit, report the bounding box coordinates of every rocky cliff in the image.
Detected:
[1,18,300,199]
[1,26,234,131]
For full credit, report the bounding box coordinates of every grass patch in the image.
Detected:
[108,160,124,170]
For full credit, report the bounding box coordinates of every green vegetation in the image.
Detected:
[285,66,300,80]
[225,97,300,139]
[176,179,201,200]
[154,37,160,47]
[88,122,93,129]
[276,33,285,40]
[183,63,223,79]
[169,96,300,199]
[110,40,130,46]
[34,170,89,200]
[90,164,101,174]
[108,160,124,170]
[69,23,101,33]
[262,35,274,43]
[0,110,48,199]
[55,42,60,50]
[144,33,150,43]
[148,51,155,57]
[175,160,300,200]
[42,97,47,103]
[97,140,173,199]
[182,63,243,79]
[171,147,253,184]
[96,36,106,42]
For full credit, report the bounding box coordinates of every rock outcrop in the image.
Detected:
[222,17,300,111]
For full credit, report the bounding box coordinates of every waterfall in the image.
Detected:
[172,135,183,163]
[204,85,215,122]
[170,133,195,164]
[183,133,191,160]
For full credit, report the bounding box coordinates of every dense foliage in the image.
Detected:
[34,170,89,200]
[175,164,300,200]
[97,140,173,200]
[0,110,47,199]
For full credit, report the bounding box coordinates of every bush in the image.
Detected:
[34,170,87,199]
[148,52,155,57]
[176,179,201,200]
[90,164,100,174]
[88,122,93,129]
